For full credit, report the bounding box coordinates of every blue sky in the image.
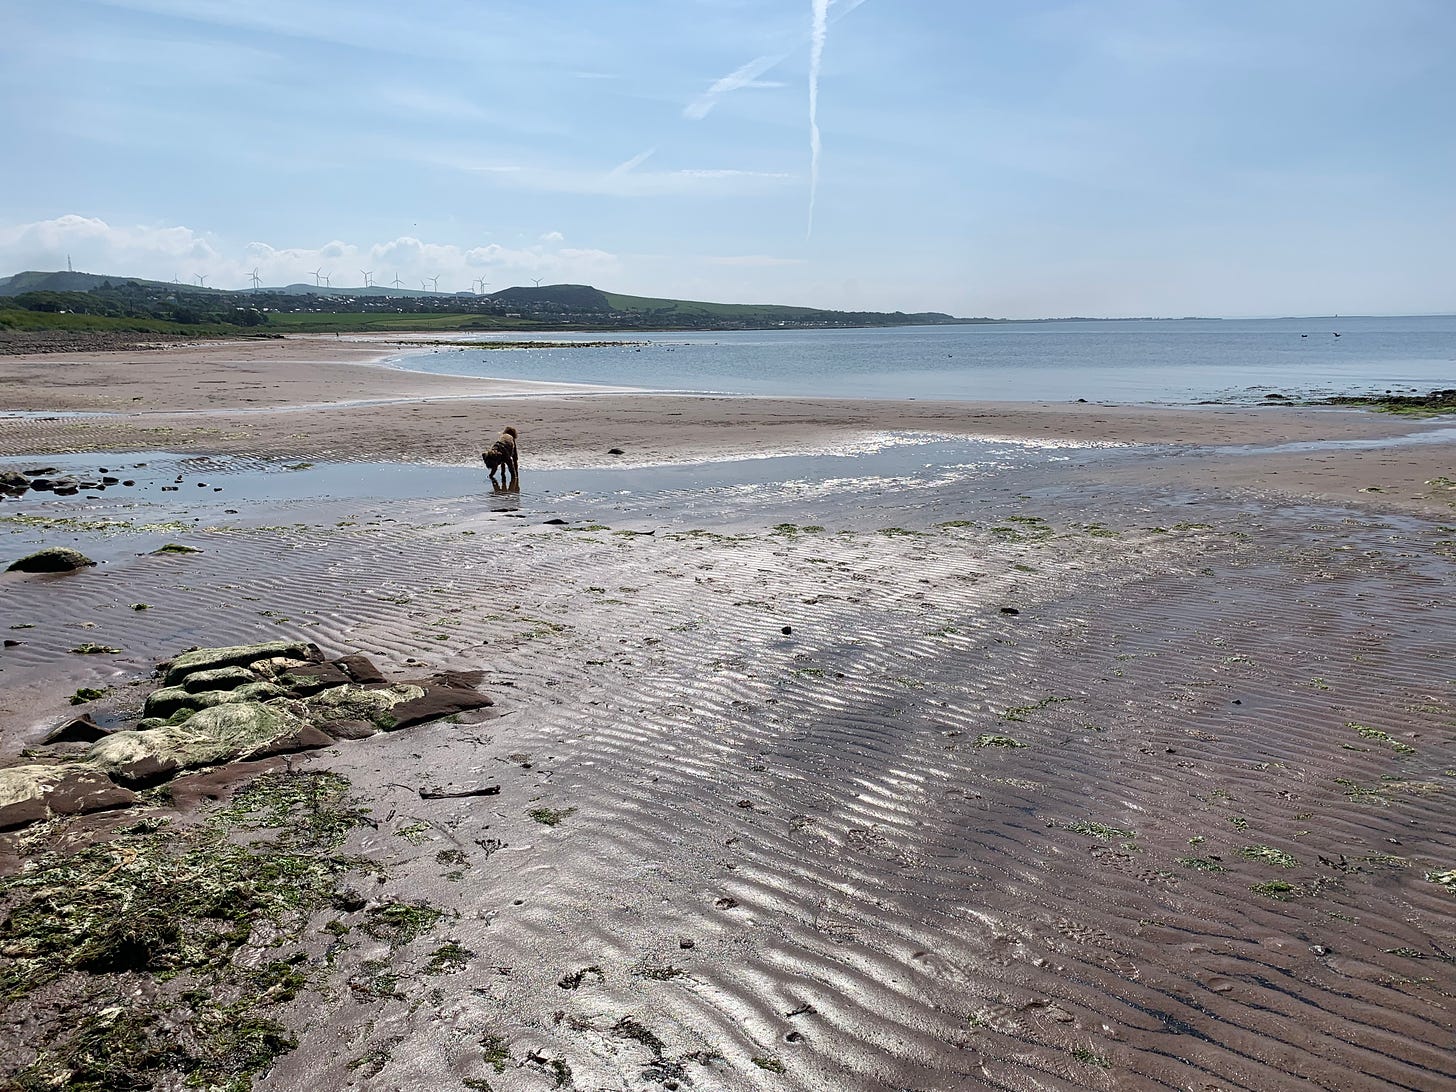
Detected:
[1,0,1451,317]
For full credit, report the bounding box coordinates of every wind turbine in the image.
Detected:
[311,268,323,286]
[360,269,373,288]
[194,273,208,287]
[248,268,261,291]
[322,273,332,289]
[531,277,543,288]
[420,279,430,292]
[429,275,441,292]
[391,274,404,290]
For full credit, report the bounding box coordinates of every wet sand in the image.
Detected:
[1,336,1454,1090]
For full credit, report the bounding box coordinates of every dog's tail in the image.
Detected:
[502,425,519,439]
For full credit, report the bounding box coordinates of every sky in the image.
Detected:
[0,0,1452,318]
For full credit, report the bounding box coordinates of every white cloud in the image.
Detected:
[684,53,787,120]
[0,216,621,293]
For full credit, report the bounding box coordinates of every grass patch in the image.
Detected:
[68,642,121,655]
[1251,881,1299,900]
[999,696,1071,721]
[1063,820,1136,840]
[529,806,576,827]
[1238,845,1297,868]
[1177,856,1227,873]
[68,686,109,705]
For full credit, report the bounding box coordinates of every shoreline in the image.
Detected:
[2,334,1454,518]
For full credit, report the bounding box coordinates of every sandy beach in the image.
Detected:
[2,336,1453,1091]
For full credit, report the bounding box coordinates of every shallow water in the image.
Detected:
[387,315,1456,404]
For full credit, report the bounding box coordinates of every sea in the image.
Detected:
[385,314,1456,405]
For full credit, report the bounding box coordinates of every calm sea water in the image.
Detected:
[387,315,1456,404]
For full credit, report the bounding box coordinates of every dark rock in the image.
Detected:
[319,719,378,741]
[387,670,493,729]
[0,765,138,828]
[999,606,1020,616]
[276,660,352,696]
[334,653,387,684]
[607,448,625,455]
[781,625,792,635]
[21,466,57,476]
[0,470,28,494]
[44,714,110,745]
[543,518,568,525]
[44,769,139,816]
[6,547,97,573]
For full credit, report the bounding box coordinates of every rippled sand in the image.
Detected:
[2,338,1454,1090]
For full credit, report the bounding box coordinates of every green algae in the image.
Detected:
[2,771,373,1090]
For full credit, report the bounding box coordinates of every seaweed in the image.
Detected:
[3,771,371,1090]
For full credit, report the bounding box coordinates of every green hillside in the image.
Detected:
[601,291,823,320]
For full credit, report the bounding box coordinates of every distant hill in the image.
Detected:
[0,270,206,296]
[1,270,971,328]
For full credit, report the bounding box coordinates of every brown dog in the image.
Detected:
[482,425,519,486]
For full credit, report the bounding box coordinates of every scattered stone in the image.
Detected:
[163,640,316,686]
[0,470,28,494]
[543,518,568,525]
[2,641,494,828]
[44,714,110,745]
[88,702,329,786]
[999,606,1020,616]
[6,547,97,573]
[335,653,388,684]
[152,543,202,555]
[607,448,625,455]
[781,625,793,635]
[179,665,257,693]
[0,765,138,829]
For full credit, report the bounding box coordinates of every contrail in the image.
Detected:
[807,0,829,238]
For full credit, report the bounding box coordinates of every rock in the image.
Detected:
[151,543,202,555]
[607,448,625,455]
[301,683,427,735]
[334,653,387,684]
[162,640,317,686]
[87,701,328,785]
[6,547,97,573]
[0,470,27,494]
[44,714,110,745]
[0,764,138,829]
[180,665,257,693]
[143,680,284,721]
[387,670,493,729]
[275,661,352,696]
